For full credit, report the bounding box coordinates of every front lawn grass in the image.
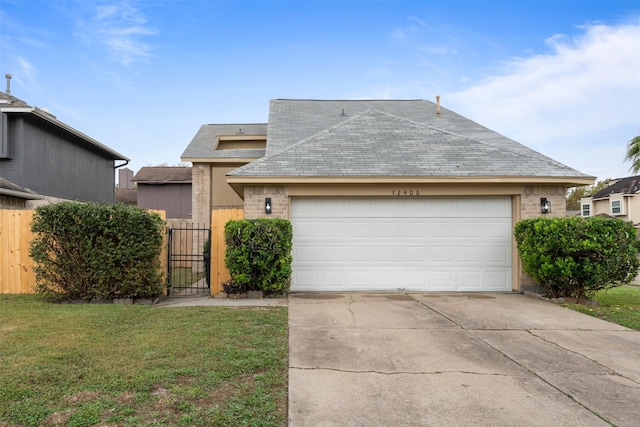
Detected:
[0,295,288,426]
[564,286,640,331]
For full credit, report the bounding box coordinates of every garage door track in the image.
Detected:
[288,293,640,426]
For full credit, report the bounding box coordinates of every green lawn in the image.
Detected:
[0,295,288,427]
[564,286,640,331]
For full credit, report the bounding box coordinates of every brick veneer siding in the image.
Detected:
[191,164,212,227]
[520,185,567,220]
[243,185,289,219]
[518,184,568,292]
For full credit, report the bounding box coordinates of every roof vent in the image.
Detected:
[436,95,441,116]
[340,108,346,117]
[236,128,244,134]
[5,74,11,95]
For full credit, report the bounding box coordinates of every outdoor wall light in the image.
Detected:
[540,197,551,214]
[265,198,272,215]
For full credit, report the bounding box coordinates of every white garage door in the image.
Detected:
[290,197,512,292]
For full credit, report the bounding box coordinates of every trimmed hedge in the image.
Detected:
[514,216,640,298]
[30,202,165,301]
[224,219,293,295]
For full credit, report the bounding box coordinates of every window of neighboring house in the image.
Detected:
[581,203,591,217]
[611,200,622,215]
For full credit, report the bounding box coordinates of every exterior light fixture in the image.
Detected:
[265,198,272,215]
[540,197,551,214]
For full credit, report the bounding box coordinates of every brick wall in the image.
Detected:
[243,185,288,219]
[520,185,567,220]
[519,184,567,291]
[191,164,211,227]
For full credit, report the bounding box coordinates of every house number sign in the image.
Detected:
[392,190,420,196]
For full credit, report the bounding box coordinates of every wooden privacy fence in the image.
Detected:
[0,209,168,295]
[0,208,243,295]
[210,208,244,294]
[0,210,36,294]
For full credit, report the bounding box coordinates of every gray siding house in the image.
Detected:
[133,166,192,219]
[0,90,128,203]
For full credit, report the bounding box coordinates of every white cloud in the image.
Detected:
[75,0,157,66]
[16,57,37,86]
[446,20,640,180]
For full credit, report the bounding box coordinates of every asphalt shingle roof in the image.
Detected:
[230,100,592,178]
[181,123,267,159]
[591,175,640,198]
[133,167,192,183]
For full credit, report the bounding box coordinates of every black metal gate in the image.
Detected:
[166,224,211,296]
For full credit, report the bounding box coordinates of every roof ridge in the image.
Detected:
[231,109,383,174]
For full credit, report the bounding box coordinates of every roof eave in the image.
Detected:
[226,175,595,200]
[226,175,596,186]
[2,107,129,161]
[181,157,262,164]
[0,188,43,200]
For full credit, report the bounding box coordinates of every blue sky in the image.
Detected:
[1,0,639,184]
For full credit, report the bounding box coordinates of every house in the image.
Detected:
[182,99,594,293]
[579,175,640,223]
[0,89,128,204]
[132,166,192,219]
[0,176,42,209]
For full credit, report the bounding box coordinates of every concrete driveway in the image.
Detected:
[288,293,640,426]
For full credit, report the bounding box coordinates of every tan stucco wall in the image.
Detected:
[211,164,245,208]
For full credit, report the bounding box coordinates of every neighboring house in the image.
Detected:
[133,166,192,219]
[0,90,128,203]
[579,175,640,223]
[0,176,42,209]
[182,99,594,293]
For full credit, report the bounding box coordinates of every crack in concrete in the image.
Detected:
[347,294,357,328]
[527,329,640,387]
[466,328,618,426]
[407,295,618,425]
[290,366,514,377]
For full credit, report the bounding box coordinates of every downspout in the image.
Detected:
[115,159,129,169]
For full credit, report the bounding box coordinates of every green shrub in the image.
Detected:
[224,219,293,295]
[514,216,640,298]
[30,202,165,300]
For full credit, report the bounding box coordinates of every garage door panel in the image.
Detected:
[430,246,455,263]
[457,246,481,263]
[483,271,511,290]
[403,246,427,262]
[296,245,319,262]
[348,221,373,237]
[322,246,345,262]
[291,197,512,292]
[348,246,373,262]
[484,221,511,238]
[485,246,510,263]
[457,271,481,290]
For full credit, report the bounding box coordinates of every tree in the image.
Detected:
[625,135,640,173]
[566,179,611,211]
